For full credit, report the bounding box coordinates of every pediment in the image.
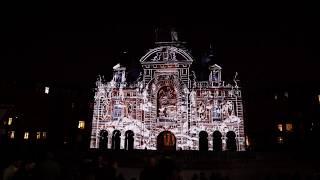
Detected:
[140,46,193,64]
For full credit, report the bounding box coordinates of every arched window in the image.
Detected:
[112,130,121,150]
[125,130,134,151]
[226,131,237,151]
[99,130,108,150]
[199,131,208,151]
[212,131,222,152]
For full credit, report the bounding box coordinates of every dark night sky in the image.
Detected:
[1,4,319,85]
[1,3,320,141]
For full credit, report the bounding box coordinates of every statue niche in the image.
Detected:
[157,86,177,121]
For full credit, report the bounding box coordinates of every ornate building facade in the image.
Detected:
[90,34,245,151]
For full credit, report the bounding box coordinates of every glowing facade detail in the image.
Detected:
[8,117,12,126]
[90,41,246,151]
[24,132,29,140]
[45,87,50,94]
[42,132,47,139]
[277,124,283,132]
[78,121,85,129]
[9,131,15,139]
[37,132,41,139]
[285,123,293,132]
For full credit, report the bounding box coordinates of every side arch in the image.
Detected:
[99,130,108,150]
[226,131,237,151]
[199,131,208,151]
[125,130,134,150]
[212,131,222,152]
[112,130,121,150]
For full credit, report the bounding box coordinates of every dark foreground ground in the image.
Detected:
[1,146,320,180]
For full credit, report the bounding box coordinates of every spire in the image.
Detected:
[208,43,216,58]
[203,43,217,66]
[170,27,178,42]
[154,28,159,42]
[154,27,185,46]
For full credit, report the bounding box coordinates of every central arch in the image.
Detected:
[157,131,176,151]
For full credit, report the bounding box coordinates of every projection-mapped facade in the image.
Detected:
[90,35,245,151]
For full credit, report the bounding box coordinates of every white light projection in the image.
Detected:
[90,42,246,151]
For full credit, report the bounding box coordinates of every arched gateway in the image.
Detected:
[157,131,176,151]
[90,30,246,151]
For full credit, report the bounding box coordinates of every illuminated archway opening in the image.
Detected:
[157,131,176,151]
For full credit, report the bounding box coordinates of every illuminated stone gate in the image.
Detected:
[90,33,246,151]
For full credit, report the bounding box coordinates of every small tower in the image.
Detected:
[209,64,222,84]
[112,63,126,83]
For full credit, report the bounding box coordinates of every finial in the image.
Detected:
[171,28,178,42]
[233,72,239,87]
